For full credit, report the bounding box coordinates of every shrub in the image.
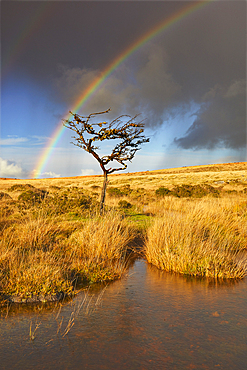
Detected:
[171,184,221,198]
[91,185,100,190]
[155,187,172,197]
[120,184,132,195]
[173,184,203,198]
[107,187,124,197]
[8,184,35,192]
[155,184,220,198]
[50,192,94,215]
[118,200,132,209]
[18,189,48,205]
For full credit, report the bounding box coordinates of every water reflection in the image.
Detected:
[0,259,246,370]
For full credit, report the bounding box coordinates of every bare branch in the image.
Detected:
[63,108,149,212]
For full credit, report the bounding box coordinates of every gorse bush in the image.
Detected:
[18,189,48,205]
[8,183,35,192]
[173,184,220,198]
[155,184,220,198]
[155,187,172,197]
[50,192,94,215]
[107,187,124,197]
[14,186,98,217]
[107,185,133,198]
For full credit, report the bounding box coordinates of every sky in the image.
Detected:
[1,0,246,179]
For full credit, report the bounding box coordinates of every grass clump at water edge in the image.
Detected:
[1,163,247,304]
[144,199,247,279]
[0,211,135,302]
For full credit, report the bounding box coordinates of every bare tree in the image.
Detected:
[63,108,149,214]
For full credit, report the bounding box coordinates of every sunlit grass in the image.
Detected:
[0,210,135,301]
[144,197,247,279]
[0,162,246,302]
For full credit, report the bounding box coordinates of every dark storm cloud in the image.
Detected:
[54,43,182,124]
[52,1,246,149]
[174,79,246,149]
[1,0,246,150]
[1,1,182,78]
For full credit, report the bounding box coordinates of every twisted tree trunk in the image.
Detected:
[100,171,108,215]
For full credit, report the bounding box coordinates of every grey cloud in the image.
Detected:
[55,39,246,151]
[55,65,101,105]
[53,0,246,150]
[174,80,246,150]
[54,44,182,125]
[135,45,181,120]
[224,80,246,99]
[4,0,244,154]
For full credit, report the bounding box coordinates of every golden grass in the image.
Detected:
[0,162,246,302]
[145,197,247,279]
[0,210,135,301]
[1,162,246,199]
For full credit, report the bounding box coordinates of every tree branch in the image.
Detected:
[63,108,149,211]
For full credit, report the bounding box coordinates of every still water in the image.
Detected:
[0,259,246,369]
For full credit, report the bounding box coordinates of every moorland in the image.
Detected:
[0,162,246,303]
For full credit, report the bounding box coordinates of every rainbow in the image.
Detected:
[33,0,213,178]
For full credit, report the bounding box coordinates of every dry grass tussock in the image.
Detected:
[145,197,247,279]
[0,162,246,302]
[0,210,134,301]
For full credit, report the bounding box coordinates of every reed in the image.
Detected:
[145,198,247,279]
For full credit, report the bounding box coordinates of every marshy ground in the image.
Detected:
[0,162,246,303]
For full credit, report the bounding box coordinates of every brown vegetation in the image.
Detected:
[144,197,247,279]
[0,210,134,302]
[0,162,246,303]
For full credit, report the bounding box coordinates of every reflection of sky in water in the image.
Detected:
[0,259,246,369]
